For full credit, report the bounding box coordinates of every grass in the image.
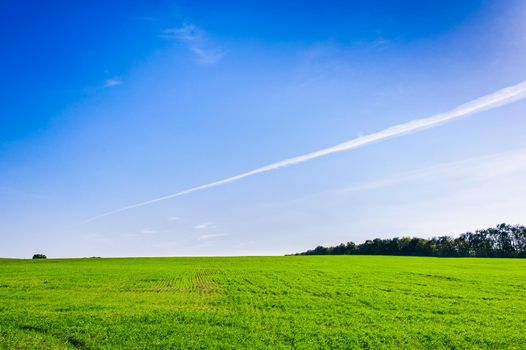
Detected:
[0,256,525,349]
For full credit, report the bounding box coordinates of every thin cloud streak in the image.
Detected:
[199,233,228,240]
[194,222,213,230]
[85,80,526,222]
[341,148,526,193]
[162,23,224,64]
[103,79,122,88]
[141,228,156,234]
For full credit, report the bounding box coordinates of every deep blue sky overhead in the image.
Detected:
[1,0,526,257]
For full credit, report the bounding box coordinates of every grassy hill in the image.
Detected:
[1,256,525,349]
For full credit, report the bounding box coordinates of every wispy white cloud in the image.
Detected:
[199,233,228,240]
[261,147,526,210]
[193,222,214,230]
[167,216,181,221]
[141,228,156,234]
[162,23,224,64]
[84,80,526,222]
[103,79,122,88]
[340,149,526,194]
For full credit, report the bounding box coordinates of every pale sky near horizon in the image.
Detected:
[1,0,526,258]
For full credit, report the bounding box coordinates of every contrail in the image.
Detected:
[85,80,526,222]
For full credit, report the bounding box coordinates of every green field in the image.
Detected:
[1,256,525,349]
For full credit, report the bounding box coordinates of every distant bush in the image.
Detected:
[32,254,47,259]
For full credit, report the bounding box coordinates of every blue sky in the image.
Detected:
[1,0,526,257]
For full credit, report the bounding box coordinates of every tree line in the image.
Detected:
[293,223,526,257]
